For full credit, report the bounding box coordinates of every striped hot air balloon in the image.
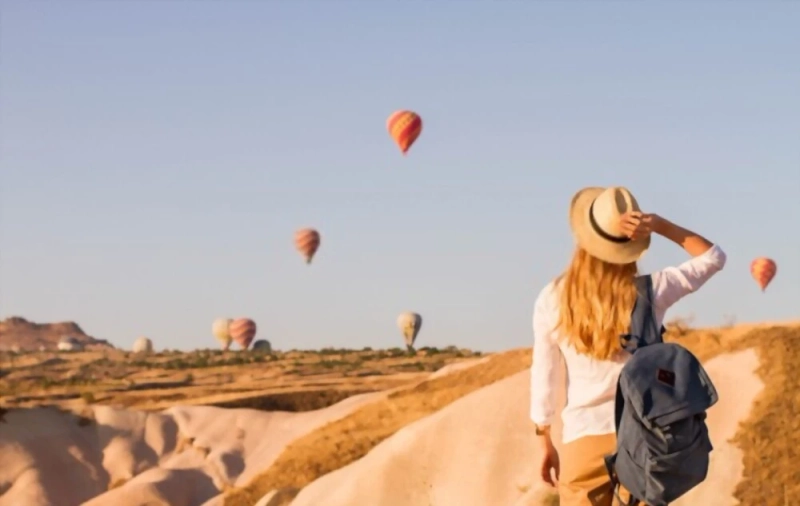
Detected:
[396,312,422,351]
[229,318,257,350]
[295,228,321,264]
[387,110,422,155]
[750,257,777,292]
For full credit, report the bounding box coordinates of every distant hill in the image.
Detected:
[0,317,114,352]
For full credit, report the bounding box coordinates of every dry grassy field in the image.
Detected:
[0,345,483,413]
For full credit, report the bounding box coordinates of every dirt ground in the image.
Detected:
[4,321,799,506]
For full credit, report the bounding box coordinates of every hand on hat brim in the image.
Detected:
[619,212,658,241]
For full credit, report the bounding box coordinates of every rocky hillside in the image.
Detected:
[0,317,114,352]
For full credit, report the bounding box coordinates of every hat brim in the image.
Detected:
[569,187,650,265]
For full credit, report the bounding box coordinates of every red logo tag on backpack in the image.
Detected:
[657,369,676,387]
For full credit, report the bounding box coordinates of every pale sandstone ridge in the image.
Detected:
[288,349,763,506]
[0,392,384,506]
[290,370,549,506]
[0,317,114,352]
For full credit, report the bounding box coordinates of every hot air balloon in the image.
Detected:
[750,257,777,292]
[212,318,233,350]
[295,228,321,264]
[387,110,422,155]
[252,339,272,353]
[230,318,257,350]
[397,312,422,351]
[132,336,154,354]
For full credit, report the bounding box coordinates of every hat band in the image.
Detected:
[589,200,631,244]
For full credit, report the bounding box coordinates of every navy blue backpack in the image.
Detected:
[604,275,719,506]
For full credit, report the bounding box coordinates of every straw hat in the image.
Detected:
[569,186,651,264]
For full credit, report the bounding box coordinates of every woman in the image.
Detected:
[530,186,726,506]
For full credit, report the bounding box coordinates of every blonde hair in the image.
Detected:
[555,247,639,360]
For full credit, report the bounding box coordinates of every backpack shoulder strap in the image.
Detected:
[615,275,660,424]
[620,274,665,354]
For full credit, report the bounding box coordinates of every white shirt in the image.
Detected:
[529,244,727,444]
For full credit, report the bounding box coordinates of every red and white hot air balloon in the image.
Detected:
[295,228,321,264]
[387,110,422,155]
[229,318,257,350]
[750,257,777,292]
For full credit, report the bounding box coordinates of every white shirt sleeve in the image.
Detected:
[530,283,562,426]
[652,244,727,311]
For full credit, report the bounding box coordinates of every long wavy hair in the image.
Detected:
[554,247,639,360]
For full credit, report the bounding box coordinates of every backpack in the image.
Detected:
[604,275,719,506]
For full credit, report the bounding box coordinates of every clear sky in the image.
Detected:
[1,1,798,352]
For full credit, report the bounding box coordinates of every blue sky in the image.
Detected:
[1,1,798,352]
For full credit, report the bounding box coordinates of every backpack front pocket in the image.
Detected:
[645,433,712,503]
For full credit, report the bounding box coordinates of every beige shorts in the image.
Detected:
[558,433,633,506]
